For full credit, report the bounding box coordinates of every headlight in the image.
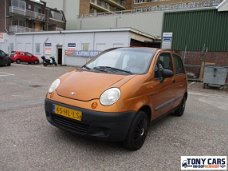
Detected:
[100,88,120,106]
[48,79,60,93]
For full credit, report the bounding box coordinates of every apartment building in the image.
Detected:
[44,0,132,17]
[0,0,66,33]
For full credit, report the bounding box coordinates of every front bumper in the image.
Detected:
[45,98,136,141]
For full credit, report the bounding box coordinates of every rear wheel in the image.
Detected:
[124,111,149,151]
[173,96,187,117]
[16,59,21,64]
[34,60,39,65]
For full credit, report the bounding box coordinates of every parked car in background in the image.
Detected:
[10,51,39,64]
[45,47,188,151]
[0,50,11,66]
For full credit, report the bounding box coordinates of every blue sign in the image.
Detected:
[68,43,76,48]
[74,50,100,57]
[44,43,52,46]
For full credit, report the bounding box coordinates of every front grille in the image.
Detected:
[52,114,89,134]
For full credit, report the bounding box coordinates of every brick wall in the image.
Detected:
[177,51,228,83]
[80,0,90,16]
[0,0,6,32]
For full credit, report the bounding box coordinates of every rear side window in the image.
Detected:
[0,50,5,57]
[173,54,185,74]
[26,53,32,57]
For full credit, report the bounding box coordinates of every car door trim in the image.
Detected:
[155,96,182,111]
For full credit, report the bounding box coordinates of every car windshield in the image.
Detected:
[84,48,156,75]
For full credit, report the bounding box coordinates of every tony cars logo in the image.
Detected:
[181,156,227,170]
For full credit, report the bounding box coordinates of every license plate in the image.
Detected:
[53,104,82,121]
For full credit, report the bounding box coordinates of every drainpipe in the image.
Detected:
[5,0,8,32]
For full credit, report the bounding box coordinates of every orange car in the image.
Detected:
[45,47,188,150]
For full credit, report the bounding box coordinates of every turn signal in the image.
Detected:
[91,102,98,109]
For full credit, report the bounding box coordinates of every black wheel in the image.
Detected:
[7,60,11,66]
[124,111,149,151]
[16,59,21,64]
[54,63,57,66]
[43,63,47,66]
[34,60,39,65]
[173,96,187,117]
[203,83,208,89]
[219,86,224,90]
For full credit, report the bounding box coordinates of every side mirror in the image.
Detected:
[162,69,174,78]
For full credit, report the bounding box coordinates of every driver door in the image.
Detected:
[150,52,176,117]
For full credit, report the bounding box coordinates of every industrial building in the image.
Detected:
[0,0,227,81]
[162,2,228,78]
[8,28,157,66]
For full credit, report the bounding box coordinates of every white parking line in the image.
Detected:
[14,64,60,70]
[0,72,15,77]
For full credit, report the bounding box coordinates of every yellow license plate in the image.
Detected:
[53,105,82,121]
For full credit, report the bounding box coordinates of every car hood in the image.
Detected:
[56,70,135,101]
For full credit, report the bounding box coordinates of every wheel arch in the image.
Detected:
[139,105,152,123]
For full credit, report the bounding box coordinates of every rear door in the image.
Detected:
[26,53,33,62]
[172,54,187,108]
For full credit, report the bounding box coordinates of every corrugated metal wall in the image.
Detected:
[163,9,228,51]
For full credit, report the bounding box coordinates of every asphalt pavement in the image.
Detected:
[0,64,227,171]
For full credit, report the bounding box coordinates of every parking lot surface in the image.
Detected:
[0,64,228,171]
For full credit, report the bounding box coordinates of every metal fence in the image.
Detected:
[80,0,223,17]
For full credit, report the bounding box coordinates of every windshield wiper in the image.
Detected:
[94,66,132,74]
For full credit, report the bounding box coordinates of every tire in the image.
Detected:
[173,96,187,117]
[43,63,47,66]
[16,59,21,64]
[7,60,11,66]
[34,60,39,65]
[124,111,149,151]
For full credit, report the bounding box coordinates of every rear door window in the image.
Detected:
[173,54,185,74]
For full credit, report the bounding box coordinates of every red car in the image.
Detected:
[10,51,39,64]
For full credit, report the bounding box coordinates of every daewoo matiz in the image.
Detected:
[45,47,188,150]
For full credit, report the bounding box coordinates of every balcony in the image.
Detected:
[9,6,45,21]
[9,6,26,16]
[104,0,126,10]
[26,10,45,21]
[90,0,112,12]
[9,25,43,33]
[49,11,65,23]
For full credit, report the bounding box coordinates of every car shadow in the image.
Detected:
[51,113,175,152]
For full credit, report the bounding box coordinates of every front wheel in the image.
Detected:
[173,96,187,117]
[124,111,149,151]
[7,60,11,66]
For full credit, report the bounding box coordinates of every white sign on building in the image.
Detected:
[162,32,173,49]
